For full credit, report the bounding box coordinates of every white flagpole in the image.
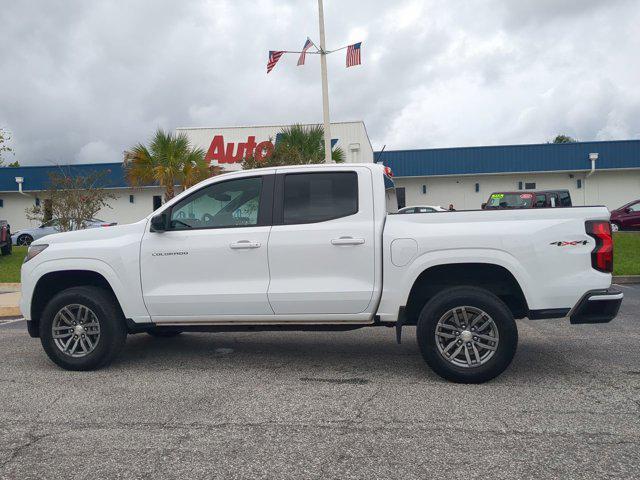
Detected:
[317,0,333,163]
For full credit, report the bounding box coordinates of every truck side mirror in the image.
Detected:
[150,213,167,232]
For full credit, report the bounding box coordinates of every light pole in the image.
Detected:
[584,152,598,205]
[317,0,333,163]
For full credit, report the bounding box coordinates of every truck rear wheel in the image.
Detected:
[416,286,518,383]
[39,286,127,371]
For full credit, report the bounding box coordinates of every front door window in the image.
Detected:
[170,177,262,230]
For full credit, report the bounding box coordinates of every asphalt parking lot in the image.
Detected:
[0,285,639,479]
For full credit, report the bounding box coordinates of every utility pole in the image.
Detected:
[317,0,333,163]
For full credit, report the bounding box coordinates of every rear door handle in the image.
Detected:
[230,240,261,249]
[331,236,365,246]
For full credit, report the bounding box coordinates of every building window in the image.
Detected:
[518,181,523,190]
[152,195,162,211]
[422,185,427,194]
[129,195,135,203]
[396,187,406,209]
[525,182,536,190]
[475,183,480,192]
[577,179,582,189]
[0,199,3,208]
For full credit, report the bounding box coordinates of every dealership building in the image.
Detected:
[0,121,639,231]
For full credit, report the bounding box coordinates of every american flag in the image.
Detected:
[267,50,284,74]
[346,42,362,67]
[297,38,314,66]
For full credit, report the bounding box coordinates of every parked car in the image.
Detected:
[397,205,446,214]
[20,164,622,383]
[0,220,11,256]
[12,218,117,246]
[482,190,572,209]
[610,199,640,231]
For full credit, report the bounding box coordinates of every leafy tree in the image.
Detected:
[7,160,20,167]
[242,124,344,169]
[25,170,116,232]
[124,129,214,201]
[551,134,577,144]
[0,128,14,166]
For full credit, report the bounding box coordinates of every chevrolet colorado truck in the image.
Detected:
[20,164,623,383]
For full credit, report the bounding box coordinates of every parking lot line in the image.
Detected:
[0,318,25,325]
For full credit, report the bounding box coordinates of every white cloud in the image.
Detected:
[75,141,120,164]
[1,0,639,164]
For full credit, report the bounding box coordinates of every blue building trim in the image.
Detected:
[2,140,640,191]
[376,139,640,177]
[0,162,136,192]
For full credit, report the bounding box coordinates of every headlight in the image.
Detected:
[24,244,48,263]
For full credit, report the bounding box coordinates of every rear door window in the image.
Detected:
[282,172,358,224]
[535,194,547,208]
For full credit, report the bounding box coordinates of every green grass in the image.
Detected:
[0,246,27,283]
[0,234,638,284]
[614,232,640,276]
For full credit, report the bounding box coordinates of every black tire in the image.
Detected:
[17,234,33,246]
[40,286,127,371]
[0,241,10,256]
[416,286,518,384]
[146,329,182,338]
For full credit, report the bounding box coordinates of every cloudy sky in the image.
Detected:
[1,0,640,165]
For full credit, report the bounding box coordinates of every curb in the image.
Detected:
[0,306,21,318]
[0,283,20,293]
[613,275,640,284]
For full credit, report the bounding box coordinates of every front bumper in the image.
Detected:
[569,287,623,324]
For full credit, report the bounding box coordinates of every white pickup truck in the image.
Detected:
[20,163,623,383]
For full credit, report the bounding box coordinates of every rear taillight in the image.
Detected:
[586,220,613,273]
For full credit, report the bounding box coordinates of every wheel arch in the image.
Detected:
[403,262,529,326]
[29,269,127,337]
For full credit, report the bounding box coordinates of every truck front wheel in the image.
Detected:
[416,286,518,384]
[39,286,127,371]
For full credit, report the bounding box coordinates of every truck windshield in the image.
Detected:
[486,193,533,209]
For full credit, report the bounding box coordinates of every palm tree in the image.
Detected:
[277,124,345,163]
[242,124,344,169]
[124,129,212,201]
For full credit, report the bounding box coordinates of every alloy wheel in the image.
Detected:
[434,306,499,368]
[52,304,101,358]
[17,235,33,246]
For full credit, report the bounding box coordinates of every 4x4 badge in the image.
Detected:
[549,240,588,246]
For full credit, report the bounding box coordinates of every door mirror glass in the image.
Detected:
[150,213,167,232]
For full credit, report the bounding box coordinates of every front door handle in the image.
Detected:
[331,236,365,246]
[230,240,261,249]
